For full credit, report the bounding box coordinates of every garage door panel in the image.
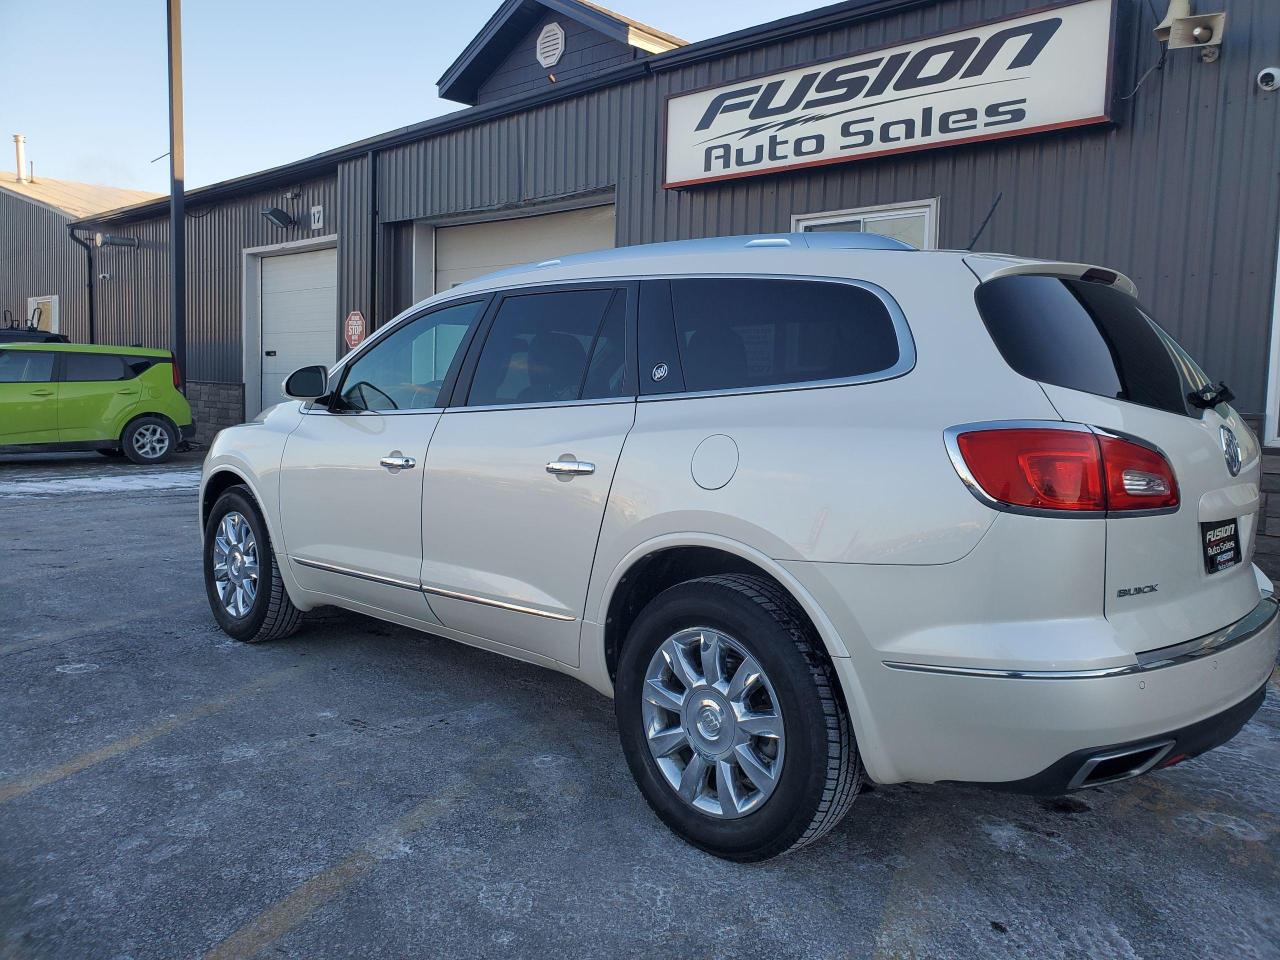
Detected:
[262,250,339,293]
[260,247,337,411]
[435,205,614,291]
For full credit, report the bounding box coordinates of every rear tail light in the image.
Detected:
[1098,435,1179,510]
[170,352,183,392]
[952,427,1178,513]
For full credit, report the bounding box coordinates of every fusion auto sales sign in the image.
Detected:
[663,0,1115,188]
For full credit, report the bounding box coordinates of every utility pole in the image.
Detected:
[166,0,186,373]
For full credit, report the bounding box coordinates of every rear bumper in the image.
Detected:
[950,680,1267,795]
[827,596,1278,787]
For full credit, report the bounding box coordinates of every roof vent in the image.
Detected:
[535,258,562,268]
[744,238,792,248]
[536,22,566,68]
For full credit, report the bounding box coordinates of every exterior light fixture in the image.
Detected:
[94,232,141,248]
[261,207,295,228]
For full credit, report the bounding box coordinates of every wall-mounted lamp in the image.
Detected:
[261,207,295,228]
[94,232,141,248]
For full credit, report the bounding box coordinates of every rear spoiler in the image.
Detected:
[963,255,1138,298]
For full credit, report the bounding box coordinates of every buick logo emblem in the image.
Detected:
[651,362,669,382]
[1220,426,1242,477]
[696,704,723,739]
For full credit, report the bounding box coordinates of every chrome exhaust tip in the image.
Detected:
[1067,740,1176,791]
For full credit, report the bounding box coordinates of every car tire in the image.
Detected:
[122,415,177,464]
[615,573,862,862]
[203,486,303,643]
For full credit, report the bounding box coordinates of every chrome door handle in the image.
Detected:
[380,455,416,470]
[545,459,595,477]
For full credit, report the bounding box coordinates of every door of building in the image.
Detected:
[259,248,337,411]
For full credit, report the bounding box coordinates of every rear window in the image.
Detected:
[667,278,902,393]
[975,275,1212,418]
[64,353,129,382]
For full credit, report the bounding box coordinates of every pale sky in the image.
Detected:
[1,0,831,193]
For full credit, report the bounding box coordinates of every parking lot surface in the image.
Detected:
[2,452,1278,960]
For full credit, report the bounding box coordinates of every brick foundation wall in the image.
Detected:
[185,381,245,444]
[1258,449,1280,585]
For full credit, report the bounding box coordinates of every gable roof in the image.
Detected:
[0,171,160,219]
[439,0,685,105]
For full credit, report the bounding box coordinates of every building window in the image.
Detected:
[25,295,59,332]
[792,199,938,250]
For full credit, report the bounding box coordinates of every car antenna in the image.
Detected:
[965,192,1003,251]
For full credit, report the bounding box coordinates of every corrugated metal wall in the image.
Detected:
[0,191,86,337]
[620,0,1280,415]
[359,0,1278,415]
[336,156,370,339]
[82,174,339,382]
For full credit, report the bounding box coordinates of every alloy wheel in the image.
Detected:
[212,512,260,618]
[132,423,170,460]
[641,626,785,818]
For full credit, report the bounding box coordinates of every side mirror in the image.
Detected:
[283,365,328,401]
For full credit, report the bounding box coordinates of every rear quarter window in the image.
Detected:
[666,278,905,393]
[975,275,1211,418]
[63,353,129,382]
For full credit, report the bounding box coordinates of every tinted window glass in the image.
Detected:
[581,292,628,400]
[64,353,127,382]
[340,299,485,411]
[124,357,155,378]
[467,288,617,407]
[0,350,55,383]
[668,279,901,392]
[975,276,1211,418]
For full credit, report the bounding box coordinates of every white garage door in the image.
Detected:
[260,248,338,410]
[434,205,615,291]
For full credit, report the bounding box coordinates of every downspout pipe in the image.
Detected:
[367,148,378,332]
[67,225,96,343]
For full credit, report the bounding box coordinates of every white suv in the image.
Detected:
[200,233,1278,861]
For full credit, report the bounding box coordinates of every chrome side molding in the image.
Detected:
[420,584,576,622]
[291,556,420,591]
[884,596,1278,680]
[291,556,577,622]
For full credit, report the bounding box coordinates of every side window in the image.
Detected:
[0,350,55,383]
[668,278,902,392]
[64,353,128,382]
[466,288,623,407]
[339,299,486,412]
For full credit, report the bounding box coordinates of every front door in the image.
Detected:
[0,348,58,444]
[420,283,635,666]
[278,297,488,621]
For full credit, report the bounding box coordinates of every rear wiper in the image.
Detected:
[1187,381,1235,409]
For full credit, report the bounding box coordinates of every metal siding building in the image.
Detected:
[25,0,1277,445]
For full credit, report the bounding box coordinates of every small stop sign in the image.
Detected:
[344,310,367,350]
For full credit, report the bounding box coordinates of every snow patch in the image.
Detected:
[0,468,201,496]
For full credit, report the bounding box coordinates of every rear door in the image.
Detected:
[974,270,1261,652]
[0,349,58,444]
[418,283,635,666]
[58,352,141,443]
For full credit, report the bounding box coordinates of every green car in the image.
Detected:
[0,342,195,464]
